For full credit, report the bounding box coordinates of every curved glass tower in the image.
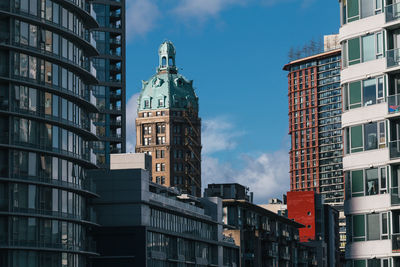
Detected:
[0,0,99,266]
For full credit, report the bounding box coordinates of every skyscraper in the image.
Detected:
[136,41,202,197]
[91,0,125,168]
[339,0,400,264]
[283,46,343,204]
[0,0,99,265]
[283,40,346,254]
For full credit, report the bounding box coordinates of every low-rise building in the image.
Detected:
[205,183,317,267]
[260,197,288,217]
[89,154,239,267]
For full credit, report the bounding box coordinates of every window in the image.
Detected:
[352,214,365,242]
[347,121,385,153]
[156,163,161,172]
[143,125,152,135]
[144,100,150,108]
[364,122,377,150]
[156,150,165,159]
[157,136,166,145]
[367,214,380,240]
[161,163,165,171]
[342,0,382,24]
[350,125,363,153]
[157,124,166,134]
[349,166,388,198]
[344,32,383,67]
[158,98,164,107]
[144,137,151,146]
[365,168,378,195]
[362,35,375,62]
[351,170,364,197]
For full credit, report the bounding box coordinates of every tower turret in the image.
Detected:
[136,41,202,197]
[158,41,177,73]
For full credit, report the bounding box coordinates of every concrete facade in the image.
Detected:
[338,0,400,265]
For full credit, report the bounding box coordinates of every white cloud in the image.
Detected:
[201,116,289,204]
[172,0,244,20]
[202,150,289,204]
[126,93,140,152]
[202,117,244,155]
[126,0,160,42]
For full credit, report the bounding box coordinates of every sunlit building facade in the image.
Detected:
[136,41,202,197]
[339,0,400,264]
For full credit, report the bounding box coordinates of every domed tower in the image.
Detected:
[135,41,202,197]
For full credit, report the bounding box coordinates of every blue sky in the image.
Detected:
[125,0,340,203]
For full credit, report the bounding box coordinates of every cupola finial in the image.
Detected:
[158,41,177,73]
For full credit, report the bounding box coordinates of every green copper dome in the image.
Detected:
[138,41,199,112]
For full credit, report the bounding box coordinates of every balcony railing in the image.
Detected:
[386,3,400,22]
[389,140,400,159]
[393,233,400,251]
[90,90,97,106]
[388,94,400,114]
[387,48,400,68]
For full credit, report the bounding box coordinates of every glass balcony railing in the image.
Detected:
[386,3,400,22]
[393,233,400,251]
[388,94,400,114]
[387,48,400,68]
[390,141,400,159]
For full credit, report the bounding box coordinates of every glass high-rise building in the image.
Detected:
[91,0,125,168]
[0,0,99,265]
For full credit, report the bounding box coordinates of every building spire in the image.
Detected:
[158,41,177,73]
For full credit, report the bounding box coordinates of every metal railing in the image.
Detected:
[387,48,400,68]
[388,94,400,114]
[386,2,400,22]
[148,192,204,215]
[389,140,400,159]
[393,233,400,251]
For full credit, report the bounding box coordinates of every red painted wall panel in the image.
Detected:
[287,191,316,242]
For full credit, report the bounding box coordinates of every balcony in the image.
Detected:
[110,38,122,46]
[386,3,400,23]
[90,4,97,21]
[90,90,97,106]
[393,233,400,252]
[90,148,97,165]
[90,120,97,135]
[110,10,121,19]
[390,141,400,159]
[110,91,122,99]
[280,251,290,260]
[387,48,400,68]
[110,119,122,127]
[110,64,122,73]
[388,94,400,115]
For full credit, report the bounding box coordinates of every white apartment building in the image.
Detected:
[339,0,400,266]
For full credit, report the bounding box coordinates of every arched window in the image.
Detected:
[168,57,174,66]
[162,57,166,67]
